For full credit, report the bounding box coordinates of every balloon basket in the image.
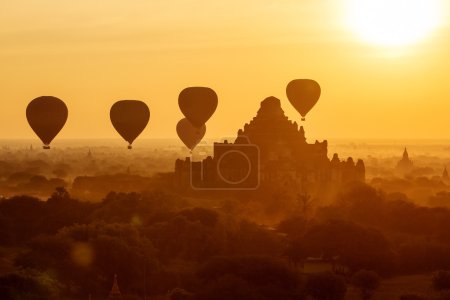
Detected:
[43,145,50,150]
[128,145,133,150]
[301,117,306,121]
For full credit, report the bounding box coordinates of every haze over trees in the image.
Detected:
[0,140,448,299]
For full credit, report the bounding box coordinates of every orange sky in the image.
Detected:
[0,0,449,140]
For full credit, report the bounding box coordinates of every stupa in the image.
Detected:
[106,274,123,300]
[396,148,414,174]
[443,167,449,183]
[175,97,365,193]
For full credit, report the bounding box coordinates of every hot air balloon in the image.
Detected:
[110,100,150,149]
[176,118,206,151]
[178,87,218,128]
[26,96,68,149]
[286,79,321,121]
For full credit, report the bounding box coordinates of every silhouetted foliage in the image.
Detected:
[1,173,450,299]
[305,272,347,300]
[91,190,185,224]
[0,190,93,245]
[194,275,259,300]
[178,207,219,227]
[277,215,308,239]
[0,195,44,244]
[351,270,381,300]
[16,222,157,297]
[399,294,428,300]
[432,271,450,292]
[0,272,56,300]
[397,241,450,273]
[287,220,394,274]
[145,211,225,262]
[225,221,284,257]
[168,288,194,300]
[196,256,302,300]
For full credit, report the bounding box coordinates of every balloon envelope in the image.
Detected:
[110,100,150,148]
[26,96,68,148]
[286,79,321,119]
[178,87,218,128]
[176,118,206,151]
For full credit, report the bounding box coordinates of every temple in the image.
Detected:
[175,97,365,194]
[396,148,414,174]
[106,274,123,300]
[443,167,449,183]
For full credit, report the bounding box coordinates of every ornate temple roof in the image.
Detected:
[233,96,327,165]
[107,274,123,300]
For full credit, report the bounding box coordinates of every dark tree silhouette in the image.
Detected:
[432,270,450,292]
[305,272,347,300]
[351,270,381,300]
[286,220,394,274]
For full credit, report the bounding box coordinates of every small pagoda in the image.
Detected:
[443,167,449,183]
[107,274,123,300]
[396,148,413,174]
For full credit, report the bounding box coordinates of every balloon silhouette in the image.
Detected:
[26,96,68,149]
[178,87,218,128]
[110,100,150,149]
[176,118,206,151]
[286,79,321,121]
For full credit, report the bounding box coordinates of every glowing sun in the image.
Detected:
[346,0,441,46]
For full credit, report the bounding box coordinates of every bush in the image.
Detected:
[196,256,302,300]
[432,271,450,292]
[352,270,380,300]
[399,294,428,300]
[306,272,347,300]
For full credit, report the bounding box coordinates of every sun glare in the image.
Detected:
[347,0,441,47]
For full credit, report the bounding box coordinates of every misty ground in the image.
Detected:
[0,138,450,300]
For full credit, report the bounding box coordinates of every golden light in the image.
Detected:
[71,242,94,267]
[346,0,441,46]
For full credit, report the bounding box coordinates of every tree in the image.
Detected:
[15,222,158,298]
[305,272,347,300]
[432,270,450,292]
[297,193,312,215]
[288,220,394,274]
[168,288,194,300]
[196,256,302,300]
[194,275,259,300]
[178,207,218,227]
[399,295,428,300]
[226,221,284,257]
[0,195,45,245]
[351,270,380,300]
[0,272,57,300]
[146,214,225,261]
[277,215,308,239]
[48,187,70,202]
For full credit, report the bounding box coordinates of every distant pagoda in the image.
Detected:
[396,148,413,174]
[444,167,449,183]
[107,274,123,300]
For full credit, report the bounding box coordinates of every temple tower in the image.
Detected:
[107,274,123,300]
[396,147,413,174]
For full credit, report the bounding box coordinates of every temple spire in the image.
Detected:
[107,274,123,299]
[403,147,409,160]
[299,126,306,143]
[397,147,413,174]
